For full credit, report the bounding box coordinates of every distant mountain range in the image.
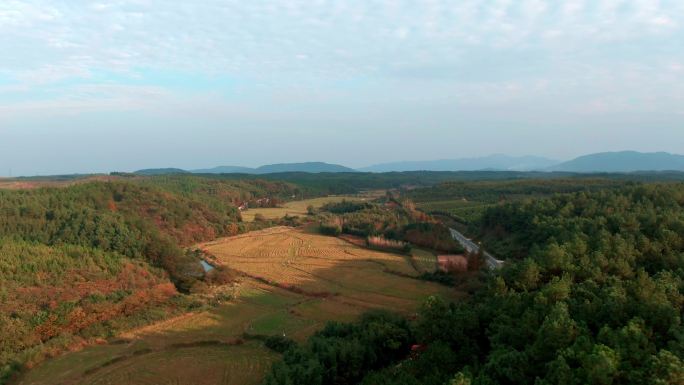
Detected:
[135,162,356,175]
[135,168,190,175]
[548,151,684,172]
[133,151,684,175]
[359,155,559,172]
[191,165,259,174]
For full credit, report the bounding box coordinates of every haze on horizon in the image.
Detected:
[1,1,683,176]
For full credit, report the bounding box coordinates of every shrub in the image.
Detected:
[437,255,468,273]
[319,216,343,236]
[205,266,238,285]
[367,236,409,252]
[264,335,297,353]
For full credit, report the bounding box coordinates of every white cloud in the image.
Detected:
[0,0,682,119]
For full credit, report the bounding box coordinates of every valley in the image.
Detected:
[15,227,454,385]
[5,3,683,383]
[2,172,682,385]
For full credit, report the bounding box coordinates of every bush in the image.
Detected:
[205,266,238,285]
[402,222,464,253]
[319,216,343,236]
[437,255,468,273]
[264,335,297,353]
[419,271,456,286]
[367,236,409,252]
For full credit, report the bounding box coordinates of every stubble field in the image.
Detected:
[239,195,373,221]
[16,227,456,385]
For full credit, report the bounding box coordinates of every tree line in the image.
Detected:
[317,200,464,254]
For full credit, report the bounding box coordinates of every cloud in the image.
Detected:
[0,1,682,122]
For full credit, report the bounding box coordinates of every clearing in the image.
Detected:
[240,195,375,222]
[16,227,456,385]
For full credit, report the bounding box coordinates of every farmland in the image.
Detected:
[239,195,370,222]
[15,227,454,385]
[202,227,453,311]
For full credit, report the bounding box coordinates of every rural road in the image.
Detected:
[449,228,504,269]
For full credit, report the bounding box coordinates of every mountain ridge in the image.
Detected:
[136,162,356,175]
[548,151,684,172]
[133,151,684,175]
[360,154,559,172]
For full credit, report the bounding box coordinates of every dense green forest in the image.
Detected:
[405,178,632,224]
[0,177,299,276]
[192,171,684,196]
[265,184,684,384]
[0,182,232,283]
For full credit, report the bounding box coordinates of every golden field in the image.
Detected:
[16,228,456,385]
[239,195,373,222]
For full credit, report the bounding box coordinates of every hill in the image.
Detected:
[194,162,358,174]
[253,162,356,174]
[360,154,558,172]
[191,165,256,173]
[142,162,356,175]
[134,168,189,175]
[549,151,684,172]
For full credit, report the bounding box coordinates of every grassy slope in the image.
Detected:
[0,240,182,382]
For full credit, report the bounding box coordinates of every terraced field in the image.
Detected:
[16,228,456,385]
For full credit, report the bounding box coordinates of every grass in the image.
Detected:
[19,342,277,385]
[416,199,497,223]
[15,228,457,385]
[239,195,367,222]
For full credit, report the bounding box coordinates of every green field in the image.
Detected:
[415,199,497,223]
[16,228,455,385]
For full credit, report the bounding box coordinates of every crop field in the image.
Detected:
[415,199,497,223]
[202,227,451,311]
[239,195,369,221]
[16,227,455,385]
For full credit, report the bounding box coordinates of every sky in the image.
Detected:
[1,0,683,176]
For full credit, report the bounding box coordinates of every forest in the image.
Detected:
[0,176,298,382]
[404,178,633,224]
[191,170,684,197]
[317,199,464,254]
[2,174,684,384]
[264,183,684,384]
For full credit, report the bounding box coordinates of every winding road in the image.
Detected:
[449,228,504,269]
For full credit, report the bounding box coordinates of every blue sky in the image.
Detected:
[1,0,683,175]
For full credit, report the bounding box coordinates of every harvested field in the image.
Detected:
[17,228,457,385]
[203,227,448,311]
[240,195,367,221]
